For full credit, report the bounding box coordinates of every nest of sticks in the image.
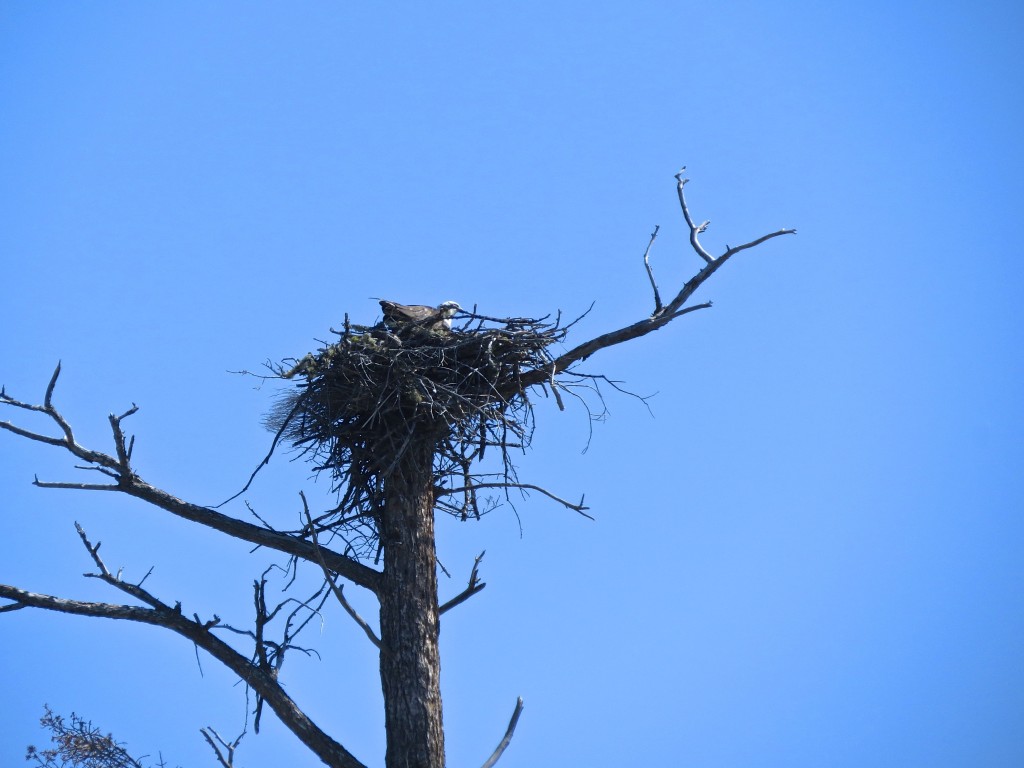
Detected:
[264,310,571,556]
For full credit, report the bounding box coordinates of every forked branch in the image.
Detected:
[513,168,795,389]
[0,370,382,594]
[200,727,245,768]
[0,527,367,768]
[439,551,487,615]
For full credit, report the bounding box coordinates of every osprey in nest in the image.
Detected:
[379,300,461,330]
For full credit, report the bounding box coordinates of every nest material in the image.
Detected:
[266,312,567,556]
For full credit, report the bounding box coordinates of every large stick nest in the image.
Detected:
[264,310,570,557]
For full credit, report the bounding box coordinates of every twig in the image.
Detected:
[33,479,120,491]
[513,169,795,389]
[0,371,383,593]
[721,227,797,259]
[549,363,565,412]
[109,404,139,469]
[0,581,367,768]
[301,493,383,650]
[642,225,663,313]
[200,727,245,768]
[480,697,524,768]
[441,483,592,519]
[675,168,715,264]
[76,523,166,611]
[668,301,713,320]
[439,551,486,615]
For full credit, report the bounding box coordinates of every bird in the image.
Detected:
[378,300,461,331]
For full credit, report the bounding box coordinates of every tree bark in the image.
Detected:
[378,436,445,768]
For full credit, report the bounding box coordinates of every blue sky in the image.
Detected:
[1,2,1022,767]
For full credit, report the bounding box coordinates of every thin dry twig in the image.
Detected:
[0,528,367,768]
[439,551,487,615]
[675,169,715,264]
[513,169,795,389]
[480,697,524,768]
[300,492,384,650]
[200,727,245,768]
[642,225,663,313]
[440,483,592,519]
[0,372,382,592]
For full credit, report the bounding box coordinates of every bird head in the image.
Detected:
[438,301,461,318]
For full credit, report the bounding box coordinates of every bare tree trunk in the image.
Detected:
[378,436,445,768]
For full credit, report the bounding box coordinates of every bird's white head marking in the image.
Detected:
[438,301,461,318]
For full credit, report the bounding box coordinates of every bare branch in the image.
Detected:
[439,551,486,615]
[200,727,245,768]
[642,225,663,313]
[0,582,367,768]
[480,697,524,768]
[441,483,592,519]
[0,419,66,447]
[667,301,713,320]
[33,478,121,491]
[0,374,384,594]
[549,363,565,412]
[75,523,166,611]
[109,405,139,469]
[721,227,798,259]
[327,576,383,650]
[301,493,383,650]
[44,362,61,409]
[675,168,715,264]
[128,478,381,593]
[510,169,794,390]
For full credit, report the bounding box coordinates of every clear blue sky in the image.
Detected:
[2,2,1022,767]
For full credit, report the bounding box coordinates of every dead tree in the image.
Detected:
[0,170,794,768]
